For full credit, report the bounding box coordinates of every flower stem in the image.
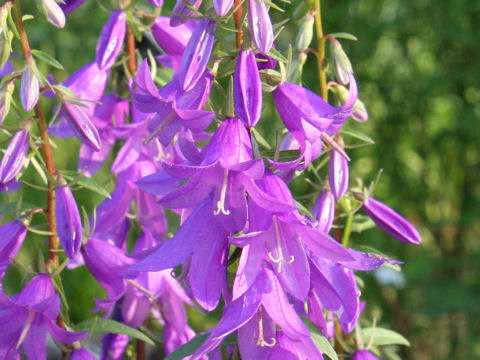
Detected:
[313,0,327,100]
[13,0,59,268]
[341,210,353,248]
[126,25,137,76]
[233,0,244,48]
[136,339,145,360]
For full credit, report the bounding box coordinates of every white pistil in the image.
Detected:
[267,217,295,272]
[214,168,231,215]
[256,309,277,347]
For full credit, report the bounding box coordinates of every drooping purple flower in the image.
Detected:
[96,11,126,70]
[329,148,349,198]
[20,57,39,112]
[362,197,421,245]
[234,49,262,127]
[0,220,27,279]
[61,101,102,151]
[170,0,203,27]
[62,62,109,101]
[148,0,164,7]
[0,274,86,359]
[178,18,216,91]
[352,349,379,360]
[59,0,87,14]
[41,0,66,28]
[248,0,274,54]
[213,0,234,16]
[70,348,98,360]
[55,180,83,258]
[312,189,335,233]
[0,128,30,185]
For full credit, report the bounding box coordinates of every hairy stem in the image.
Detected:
[313,0,327,100]
[13,0,59,267]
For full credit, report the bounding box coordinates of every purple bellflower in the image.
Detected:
[312,188,335,233]
[0,127,30,185]
[248,0,274,54]
[70,348,98,360]
[213,0,234,16]
[20,57,39,112]
[41,0,66,28]
[352,349,378,360]
[272,72,358,167]
[0,274,86,359]
[329,148,349,199]
[0,220,27,279]
[170,0,203,27]
[55,179,83,259]
[148,0,164,7]
[362,197,422,245]
[59,0,87,14]
[234,49,263,127]
[178,18,216,92]
[96,11,126,70]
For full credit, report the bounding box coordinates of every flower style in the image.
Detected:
[0,275,86,359]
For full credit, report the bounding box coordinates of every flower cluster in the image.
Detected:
[0,0,421,359]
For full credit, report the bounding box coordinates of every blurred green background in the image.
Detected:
[3,0,480,359]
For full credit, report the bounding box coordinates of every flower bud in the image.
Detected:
[362,197,421,245]
[20,57,39,112]
[0,220,27,277]
[295,11,315,52]
[55,178,83,258]
[148,0,164,7]
[178,18,216,92]
[248,0,274,55]
[41,0,66,28]
[213,0,234,16]
[170,0,203,27]
[61,101,101,151]
[333,84,368,122]
[0,128,30,185]
[329,148,349,199]
[234,49,262,127]
[312,189,335,233]
[0,79,14,124]
[96,11,126,70]
[330,38,353,85]
[59,0,87,14]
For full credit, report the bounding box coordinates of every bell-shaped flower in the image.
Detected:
[70,348,98,360]
[248,0,274,54]
[329,148,349,199]
[170,0,203,27]
[0,220,27,279]
[213,0,234,16]
[178,18,216,92]
[362,197,421,245]
[272,72,357,166]
[20,57,39,112]
[61,101,102,151]
[96,11,126,70]
[312,188,335,233]
[0,274,86,359]
[55,179,83,259]
[0,127,29,185]
[234,49,262,127]
[352,350,379,360]
[41,0,66,28]
[148,0,164,7]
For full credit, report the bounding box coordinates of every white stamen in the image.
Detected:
[213,168,231,215]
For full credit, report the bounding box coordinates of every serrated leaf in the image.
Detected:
[62,170,111,199]
[362,327,410,347]
[164,333,209,360]
[340,128,375,145]
[74,318,154,345]
[328,32,358,41]
[303,317,338,360]
[31,49,64,70]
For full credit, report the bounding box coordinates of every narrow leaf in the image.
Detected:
[267,47,287,63]
[362,327,410,347]
[62,170,111,199]
[328,32,358,41]
[303,317,338,360]
[32,49,64,70]
[340,128,375,144]
[74,318,154,345]
[164,333,209,360]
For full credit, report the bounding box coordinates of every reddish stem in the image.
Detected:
[126,26,137,76]
[234,0,244,48]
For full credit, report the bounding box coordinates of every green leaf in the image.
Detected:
[303,317,338,360]
[262,149,300,162]
[351,214,376,232]
[295,200,315,220]
[362,327,410,347]
[267,47,288,63]
[164,333,209,360]
[74,318,154,345]
[0,201,36,215]
[340,128,375,145]
[62,170,111,199]
[251,127,271,150]
[31,49,64,70]
[328,32,358,41]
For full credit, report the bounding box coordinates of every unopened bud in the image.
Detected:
[248,0,274,55]
[55,176,83,258]
[41,0,66,28]
[213,0,234,16]
[96,11,126,70]
[295,11,315,52]
[20,57,39,112]
[312,189,335,233]
[148,0,164,7]
[331,83,368,122]
[0,127,30,185]
[329,147,349,199]
[330,38,353,85]
[61,101,101,151]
